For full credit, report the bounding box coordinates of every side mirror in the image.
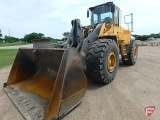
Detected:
[111,4,115,13]
[87,10,89,18]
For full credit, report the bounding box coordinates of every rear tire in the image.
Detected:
[122,40,138,65]
[86,39,119,84]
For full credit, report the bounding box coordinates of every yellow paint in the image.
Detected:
[81,51,86,57]
[120,44,127,56]
[98,23,131,46]
[82,29,85,39]
[8,75,55,100]
[134,47,137,59]
[107,51,116,73]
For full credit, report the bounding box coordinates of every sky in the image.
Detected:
[0,0,159,39]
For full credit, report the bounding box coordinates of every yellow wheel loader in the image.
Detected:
[4,2,138,120]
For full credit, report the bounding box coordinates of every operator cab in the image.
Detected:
[88,2,120,26]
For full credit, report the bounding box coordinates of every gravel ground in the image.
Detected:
[0,46,160,120]
[0,44,33,49]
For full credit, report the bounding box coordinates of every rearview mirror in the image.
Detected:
[87,10,89,18]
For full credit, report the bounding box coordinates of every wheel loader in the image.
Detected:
[3,2,138,120]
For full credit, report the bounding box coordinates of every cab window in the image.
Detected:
[115,8,119,26]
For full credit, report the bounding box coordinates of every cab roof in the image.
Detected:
[89,2,120,11]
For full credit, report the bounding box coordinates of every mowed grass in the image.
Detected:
[0,49,18,68]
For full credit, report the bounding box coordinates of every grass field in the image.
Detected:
[0,42,31,47]
[0,49,18,68]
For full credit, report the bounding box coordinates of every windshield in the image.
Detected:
[91,5,112,25]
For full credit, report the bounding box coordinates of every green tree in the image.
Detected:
[23,32,45,43]
[62,32,70,38]
[0,38,3,43]
[0,29,2,37]
[4,36,20,43]
[133,33,160,41]
[45,37,58,43]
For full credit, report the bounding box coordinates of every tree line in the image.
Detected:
[0,32,61,43]
[0,31,159,43]
[133,33,160,41]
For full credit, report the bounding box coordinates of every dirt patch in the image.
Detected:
[0,67,24,120]
[0,44,33,49]
[0,46,160,120]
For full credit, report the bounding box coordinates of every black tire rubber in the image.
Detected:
[86,39,119,84]
[122,40,138,65]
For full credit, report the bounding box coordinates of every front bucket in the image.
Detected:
[4,48,87,120]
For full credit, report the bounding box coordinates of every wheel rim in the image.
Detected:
[134,47,137,59]
[107,51,116,73]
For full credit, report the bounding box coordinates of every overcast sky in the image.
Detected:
[0,0,159,39]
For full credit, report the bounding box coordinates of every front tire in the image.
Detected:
[86,39,119,84]
[122,40,138,65]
